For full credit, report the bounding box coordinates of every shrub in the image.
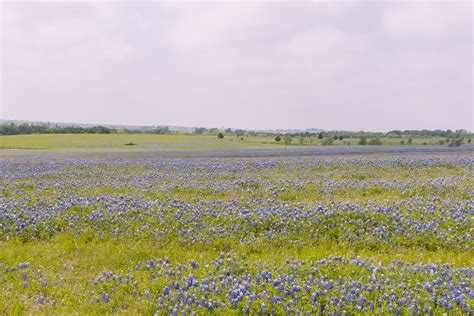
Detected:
[217,133,224,139]
[368,138,383,145]
[275,135,281,142]
[283,135,292,148]
[322,138,334,145]
[359,137,367,145]
[448,137,463,147]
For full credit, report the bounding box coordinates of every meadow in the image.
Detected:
[0,143,472,314]
[0,133,456,150]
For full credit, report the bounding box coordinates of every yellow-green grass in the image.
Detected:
[0,133,452,150]
[0,134,278,150]
[1,237,471,315]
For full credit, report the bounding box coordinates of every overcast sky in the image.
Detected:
[1,1,472,131]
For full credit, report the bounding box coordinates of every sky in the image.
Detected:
[0,1,472,131]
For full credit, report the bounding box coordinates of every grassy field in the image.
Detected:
[0,133,454,150]
[0,146,472,314]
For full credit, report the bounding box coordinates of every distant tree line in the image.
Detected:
[386,129,468,138]
[0,123,174,136]
[194,127,471,140]
[122,127,171,134]
[0,123,113,135]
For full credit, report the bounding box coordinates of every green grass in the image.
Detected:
[0,134,278,150]
[0,133,453,150]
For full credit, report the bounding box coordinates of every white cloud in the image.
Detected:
[383,2,471,38]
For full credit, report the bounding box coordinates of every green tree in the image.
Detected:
[194,127,207,135]
[322,137,334,145]
[274,135,281,142]
[217,132,224,139]
[368,138,382,145]
[283,135,292,149]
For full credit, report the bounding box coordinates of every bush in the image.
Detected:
[217,133,224,139]
[322,138,334,146]
[448,138,463,147]
[368,138,383,145]
[275,135,281,142]
[283,135,292,148]
[359,137,367,145]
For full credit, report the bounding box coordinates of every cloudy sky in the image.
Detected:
[1,1,472,131]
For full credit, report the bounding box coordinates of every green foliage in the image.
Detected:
[368,138,383,145]
[359,137,367,145]
[448,137,463,147]
[0,123,113,135]
[321,137,334,145]
[193,127,207,135]
[217,132,224,139]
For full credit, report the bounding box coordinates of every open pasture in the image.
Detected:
[0,149,473,314]
[0,133,455,150]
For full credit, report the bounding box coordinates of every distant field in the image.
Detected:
[0,134,277,150]
[0,133,455,150]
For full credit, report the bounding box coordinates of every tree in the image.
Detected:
[275,135,281,142]
[299,136,304,145]
[194,127,207,135]
[448,137,463,147]
[338,135,343,140]
[359,137,367,145]
[368,138,382,145]
[225,128,232,134]
[283,135,292,149]
[322,137,334,145]
[407,137,412,145]
[317,132,324,139]
[334,135,338,140]
[234,129,245,137]
[217,132,224,139]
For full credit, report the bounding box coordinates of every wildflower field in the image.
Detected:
[0,147,472,314]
